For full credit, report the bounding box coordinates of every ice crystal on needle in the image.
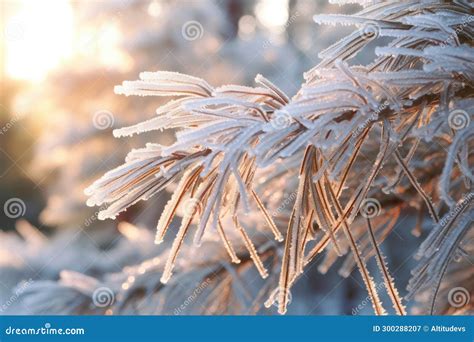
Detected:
[86,0,473,315]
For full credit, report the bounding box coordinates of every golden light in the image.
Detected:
[255,0,289,33]
[238,15,257,40]
[4,0,74,82]
[74,20,133,72]
[147,0,163,18]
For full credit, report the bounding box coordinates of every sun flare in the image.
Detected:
[4,0,74,82]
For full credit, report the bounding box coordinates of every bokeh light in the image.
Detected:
[4,0,74,82]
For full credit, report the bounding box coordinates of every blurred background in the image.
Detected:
[1,0,357,231]
[1,0,419,315]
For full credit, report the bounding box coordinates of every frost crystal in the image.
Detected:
[84,0,474,315]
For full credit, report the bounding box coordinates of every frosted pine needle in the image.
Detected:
[85,0,474,315]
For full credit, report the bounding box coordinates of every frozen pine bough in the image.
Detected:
[27,0,474,315]
[84,0,474,315]
[23,0,248,228]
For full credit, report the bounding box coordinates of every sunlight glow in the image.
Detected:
[5,0,74,82]
[255,0,289,33]
[147,0,163,18]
